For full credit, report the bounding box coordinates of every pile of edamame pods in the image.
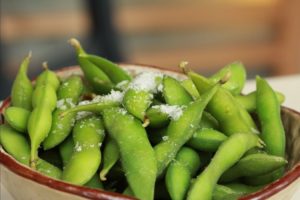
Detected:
[0,38,288,200]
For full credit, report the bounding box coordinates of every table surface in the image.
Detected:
[1,74,300,200]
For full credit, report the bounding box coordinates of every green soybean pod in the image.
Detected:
[99,137,119,181]
[166,147,201,200]
[219,153,287,183]
[163,76,193,105]
[0,124,30,165]
[243,173,277,186]
[59,135,74,167]
[43,76,83,150]
[102,107,157,200]
[123,72,163,121]
[0,124,63,179]
[84,174,104,189]
[226,183,263,194]
[69,38,113,94]
[123,89,152,121]
[213,184,262,200]
[62,116,104,185]
[145,106,170,128]
[84,54,131,84]
[11,52,33,110]
[213,184,241,200]
[255,76,286,182]
[200,112,219,129]
[256,76,285,158]
[236,91,285,113]
[180,78,200,99]
[35,64,60,91]
[31,84,57,110]
[4,107,30,133]
[187,133,263,200]
[145,104,186,128]
[28,106,53,165]
[69,38,131,84]
[189,71,258,136]
[209,61,246,95]
[154,85,218,176]
[36,159,62,179]
[78,55,114,94]
[187,128,228,152]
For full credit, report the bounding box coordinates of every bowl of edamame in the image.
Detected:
[1,38,300,200]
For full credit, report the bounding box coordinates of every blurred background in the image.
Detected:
[0,0,299,99]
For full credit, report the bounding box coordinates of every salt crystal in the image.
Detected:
[76,111,92,120]
[162,136,169,141]
[116,80,129,90]
[100,90,124,103]
[152,104,184,120]
[128,72,163,93]
[157,84,164,92]
[56,99,65,108]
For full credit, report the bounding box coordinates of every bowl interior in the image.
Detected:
[1,64,300,200]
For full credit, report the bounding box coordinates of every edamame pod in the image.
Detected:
[209,61,246,95]
[69,38,114,94]
[220,153,287,183]
[29,68,59,167]
[199,112,219,129]
[166,147,201,200]
[236,91,285,112]
[154,85,218,176]
[4,107,30,133]
[60,90,123,117]
[123,72,163,121]
[11,52,33,110]
[256,76,286,158]
[255,76,286,182]
[36,159,62,179]
[28,106,53,165]
[100,137,119,181]
[163,76,193,105]
[145,106,170,128]
[187,133,263,200]
[78,55,114,94]
[180,78,200,99]
[69,38,131,84]
[59,135,74,167]
[84,174,104,189]
[102,107,157,200]
[0,124,62,179]
[31,84,57,110]
[189,71,258,136]
[213,183,262,200]
[35,65,60,90]
[62,116,104,185]
[187,128,228,152]
[43,76,83,150]
[0,124,30,165]
[83,54,131,84]
[145,104,185,128]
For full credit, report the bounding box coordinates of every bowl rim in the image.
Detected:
[1,64,300,200]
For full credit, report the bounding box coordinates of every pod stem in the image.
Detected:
[179,61,189,74]
[219,71,232,85]
[30,150,38,170]
[68,38,86,55]
[99,171,107,181]
[142,117,150,128]
[42,61,49,70]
